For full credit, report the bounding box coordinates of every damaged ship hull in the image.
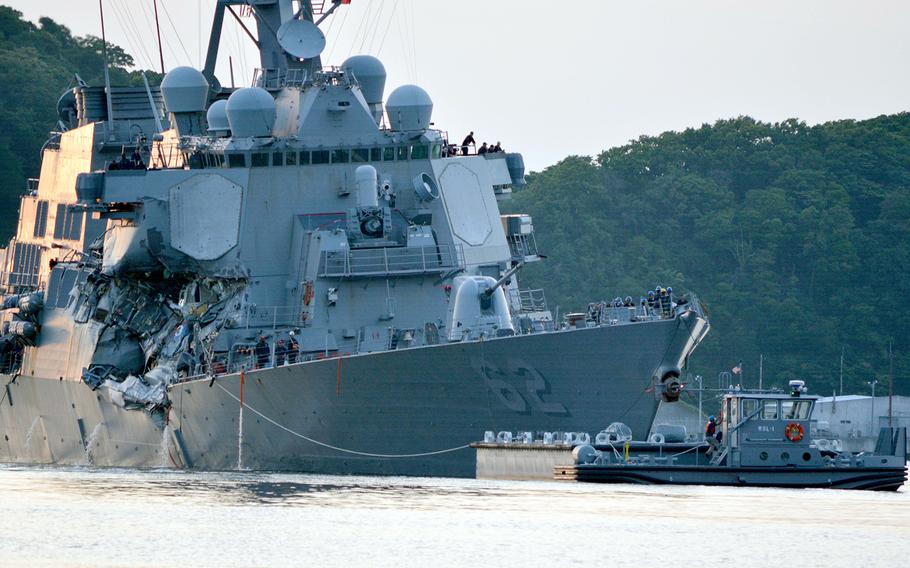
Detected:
[0,313,705,477]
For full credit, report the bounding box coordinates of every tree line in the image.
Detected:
[0,6,158,236]
[507,113,910,397]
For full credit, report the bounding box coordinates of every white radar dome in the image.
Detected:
[385,84,433,132]
[342,55,387,105]
[161,66,209,113]
[226,87,277,138]
[206,99,230,133]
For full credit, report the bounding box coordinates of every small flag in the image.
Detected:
[732,361,742,375]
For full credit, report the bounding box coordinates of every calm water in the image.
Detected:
[0,465,907,568]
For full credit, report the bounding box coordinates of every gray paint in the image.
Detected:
[0,0,710,476]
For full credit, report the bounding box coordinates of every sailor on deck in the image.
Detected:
[461,131,475,155]
[705,415,721,456]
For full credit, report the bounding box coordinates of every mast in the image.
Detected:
[202,0,347,89]
[888,340,893,428]
[839,345,844,394]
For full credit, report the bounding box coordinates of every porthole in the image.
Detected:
[802,452,811,462]
[781,451,790,461]
[759,451,768,461]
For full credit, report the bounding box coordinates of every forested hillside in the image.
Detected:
[0,6,159,236]
[508,114,910,395]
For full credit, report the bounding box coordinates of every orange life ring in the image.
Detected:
[784,422,804,442]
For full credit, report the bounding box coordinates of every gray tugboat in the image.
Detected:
[0,1,708,477]
[555,381,908,490]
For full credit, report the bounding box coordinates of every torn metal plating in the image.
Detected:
[72,267,247,414]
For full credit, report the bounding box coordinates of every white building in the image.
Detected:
[813,395,910,452]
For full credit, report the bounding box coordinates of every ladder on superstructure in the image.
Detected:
[709,446,728,466]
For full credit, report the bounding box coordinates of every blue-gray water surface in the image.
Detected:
[0,465,906,567]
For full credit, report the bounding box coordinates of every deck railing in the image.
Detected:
[319,244,464,278]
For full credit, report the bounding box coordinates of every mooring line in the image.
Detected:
[214,383,470,458]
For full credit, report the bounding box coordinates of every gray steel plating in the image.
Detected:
[0,314,704,477]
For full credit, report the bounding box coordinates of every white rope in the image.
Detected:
[670,443,706,458]
[215,383,471,458]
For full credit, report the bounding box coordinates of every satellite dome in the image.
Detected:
[206,99,230,134]
[342,55,387,105]
[161,66,209,113]
[226,87,276,138]
[385,84,433,132]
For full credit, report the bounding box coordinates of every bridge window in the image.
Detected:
[431,144,442,159]
[351,148,369,162]
[251,152,270,167]
[371,148,382,161]
[411,145,429,160]
[331,149,349,164]
[383,147,395,161]
[272,152,284,166]
[285,151,297,166]
[397,146,409,161]
[312,150,330,164]
[761,400,779,420]
[226,153,246,168]
[299,151,311,165]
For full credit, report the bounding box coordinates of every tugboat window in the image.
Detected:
[251,152,270,167]
[227,153,246,168]
[742,398,759,417]
[311,150,330,164]
[331,149,349,163]
[383,147,395,161]
[285,151,297,166]
[352,148,369,162]
[761,400,779,420]
[272,152,284,166]
[397,146,409,160]
[299,151,311,165]
[371,148,382,161]
[781,400,811,420]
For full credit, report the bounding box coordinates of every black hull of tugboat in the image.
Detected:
[0,312,707,477]
[555,464,909,491]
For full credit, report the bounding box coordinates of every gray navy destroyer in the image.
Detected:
[0,0,708,477]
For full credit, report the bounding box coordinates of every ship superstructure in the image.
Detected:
[0,1,708,476]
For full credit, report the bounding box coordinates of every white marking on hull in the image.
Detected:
[84,422,103,465]
[23,416,40,453]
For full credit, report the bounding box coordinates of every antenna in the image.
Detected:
[98,0,114,140]
[153,0,165,74]
[277,19,326,59]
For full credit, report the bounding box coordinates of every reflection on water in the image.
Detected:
[0,464,907,567]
